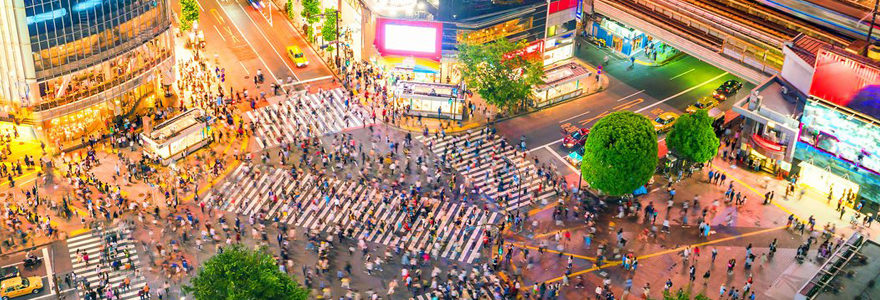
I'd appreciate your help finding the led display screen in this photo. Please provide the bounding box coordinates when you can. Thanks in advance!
[384,24,438,54]
[375,18,442,60]
[809,48,880,120]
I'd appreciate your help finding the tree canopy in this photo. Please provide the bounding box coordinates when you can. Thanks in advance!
[179,0,200,31]
[580,111,658,196]
[301,0,321,25]
[457,38,544,112]
[321,9,338,45]
[183,245,309,300]
[666,109,720,163]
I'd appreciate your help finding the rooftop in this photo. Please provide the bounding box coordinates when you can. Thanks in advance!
[147,109,208,144]
[396,81,464,99]
[789,34,830,66]
[798,233,880,299]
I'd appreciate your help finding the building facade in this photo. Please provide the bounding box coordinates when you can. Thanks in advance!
[0,0,175,147]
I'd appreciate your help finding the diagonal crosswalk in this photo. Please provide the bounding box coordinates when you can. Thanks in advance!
[414,130,557,211]
[203,164,500,264]
[66,227,147,300]
[245,88,372,149]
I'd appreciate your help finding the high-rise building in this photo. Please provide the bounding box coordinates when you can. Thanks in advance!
[0,0,175,148]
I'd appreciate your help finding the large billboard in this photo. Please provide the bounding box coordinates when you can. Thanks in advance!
[375,18,442,60]
[809,48,880,120]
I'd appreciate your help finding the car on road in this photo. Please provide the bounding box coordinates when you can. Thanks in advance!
[247,0,266,9]
[651,112,679,132]
[562,128,590,149]
[685,97,719,114]
[1,276,43,299]
[713,80,743,101]
[286,46,309,68]
[565,148,584,167]
[0,267,18,282]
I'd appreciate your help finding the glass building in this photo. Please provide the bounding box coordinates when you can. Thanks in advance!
[0,0,174,148]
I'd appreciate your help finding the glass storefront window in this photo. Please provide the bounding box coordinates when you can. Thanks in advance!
[799,101,880,173]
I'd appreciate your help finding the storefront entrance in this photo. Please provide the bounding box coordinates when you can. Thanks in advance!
[798,162,860,206]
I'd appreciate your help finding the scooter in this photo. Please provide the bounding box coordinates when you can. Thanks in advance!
[23,256,43,269]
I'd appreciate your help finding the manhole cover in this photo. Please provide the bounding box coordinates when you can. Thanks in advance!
[138,193,145,197]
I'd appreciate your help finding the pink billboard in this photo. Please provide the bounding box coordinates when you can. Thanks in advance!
[375,18,443,60]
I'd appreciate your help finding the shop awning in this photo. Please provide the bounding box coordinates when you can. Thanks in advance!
[751,133,785,152]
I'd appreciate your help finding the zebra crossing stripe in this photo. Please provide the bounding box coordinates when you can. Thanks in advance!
[67,228,147,300]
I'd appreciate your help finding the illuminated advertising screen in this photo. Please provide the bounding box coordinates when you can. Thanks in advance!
[375,18,442,60]
[809,48,880,120]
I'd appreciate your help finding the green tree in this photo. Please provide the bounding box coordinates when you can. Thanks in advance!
[183,245,309,300]
[666,109,720,164]
[457,38,544,112]
[580,111,658,196]
[286,0,295,20]
[321,9,338,46]
[662,289,711,300]
[179,0,200,31]
[301,0,321,25]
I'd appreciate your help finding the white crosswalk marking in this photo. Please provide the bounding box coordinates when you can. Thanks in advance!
[245,88,372,149]
[66,228,147,300]
[413,279,498,300]
[205,164,500,263]
[414,131,557,211]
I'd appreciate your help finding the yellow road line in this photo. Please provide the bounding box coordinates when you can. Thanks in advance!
[182,135,249,203]
[713,168,799,220]
[509,242,596,261]
[528,203,556,216]
[540,225,785,284]
[532,224,589,239]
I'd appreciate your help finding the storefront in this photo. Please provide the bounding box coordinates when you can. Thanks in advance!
[589,16,645,57]
[796,161,860,203]
[141,108,213,165]
[532,62,590,107]
[543,34,575,66]
[393,81,466,120]
[378,56,441,83]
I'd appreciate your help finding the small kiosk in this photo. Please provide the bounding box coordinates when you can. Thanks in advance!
[394,81,466,120]
[141,108,213,165]
[532,62,591,107]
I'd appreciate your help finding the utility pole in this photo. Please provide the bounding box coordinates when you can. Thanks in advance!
[868,0,879,44]
[336,0,341,69]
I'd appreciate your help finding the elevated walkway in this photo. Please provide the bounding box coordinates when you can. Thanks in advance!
[594,0,772,84]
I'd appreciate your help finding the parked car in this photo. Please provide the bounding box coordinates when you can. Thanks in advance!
[713,80,743,101]
[685,97,719,114]
[0,276,43,299]
[562,128,590,149]
[651,112,679,132]
[247,0,266,9]
[0,267,19,282]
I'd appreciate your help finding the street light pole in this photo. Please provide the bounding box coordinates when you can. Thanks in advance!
[868,0,879,44]
[336,0,341,69]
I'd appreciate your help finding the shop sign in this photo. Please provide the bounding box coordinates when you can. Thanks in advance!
[503,40,545,61]
[600,18,637,39]
[576,0,583,20]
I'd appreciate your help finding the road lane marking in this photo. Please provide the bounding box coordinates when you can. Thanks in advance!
[635,72,729,113]
[613,98,643,111]
[616,89,645,102]
[670,68,695,80]
[527,140,562,153]
[543,145,580,175]
[579,110,609,126]
[210,8,224,24]
[239,61,250,74]
[540,225,786,284]
[213,25,226,41]
[43,248,54,291]
[509,242,596,261]
[558,111,591,123]
[235,2,299,82]
[194,0,205,11]
[212,1,279,82]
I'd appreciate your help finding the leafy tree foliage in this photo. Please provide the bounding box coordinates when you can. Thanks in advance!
[286,0,295,20]
[301,0,321,25]
[183,245,309,300]
[580,111,658,196]
[666,109,720,163]
[457,38,544,112]
[321,9,338,44]
[179,0,200,31]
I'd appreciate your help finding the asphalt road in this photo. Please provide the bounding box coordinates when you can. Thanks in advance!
[174,0,334,91]
[496,42,756,178]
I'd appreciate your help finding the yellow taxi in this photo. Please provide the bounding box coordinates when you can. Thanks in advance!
[685,97,718,114]
[1,276,43,299]
[286,46,309,68]
[651,112,679,132]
